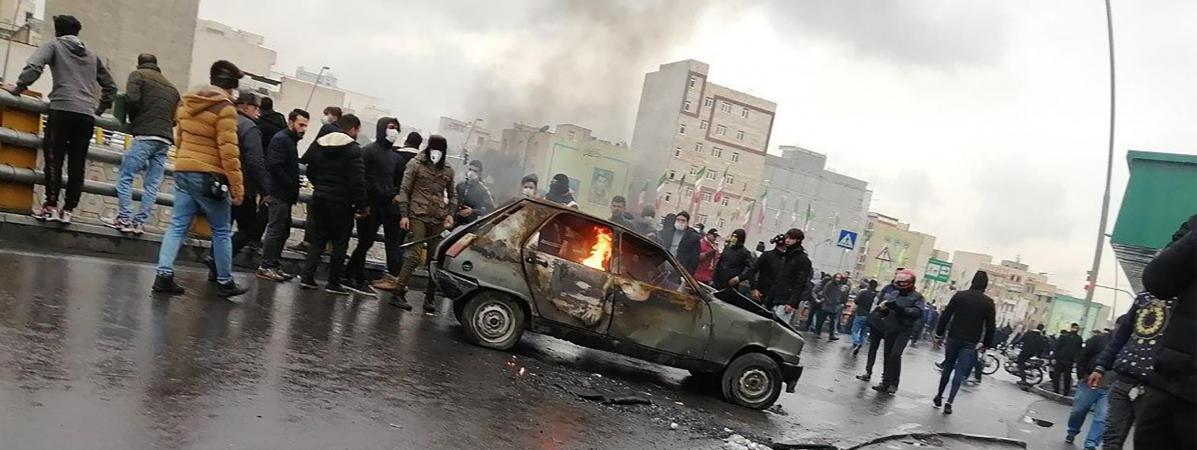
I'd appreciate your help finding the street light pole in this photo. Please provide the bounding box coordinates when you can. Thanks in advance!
[303,66,330,111]
[1080,0,1117,330]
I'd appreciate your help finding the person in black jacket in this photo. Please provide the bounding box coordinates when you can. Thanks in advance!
[1066,328,1112,449]
[298,115,368,295]
[1052,324,1084,395]
[712,229,752,290]
[931,271,996,414]
[657,211,701,274]
[866,269,926,394]
[342,117,405,296]
[455,159,496,226]
[203,92,271,281]
[373,132,423,297]
[256,109,309,281]
[762,229,812,325]
[256,97,285,150]
[731,234,785,302]
[1017,324,1049,382]
[851,279,879,353]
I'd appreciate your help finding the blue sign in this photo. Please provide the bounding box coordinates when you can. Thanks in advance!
[836,229,858,250]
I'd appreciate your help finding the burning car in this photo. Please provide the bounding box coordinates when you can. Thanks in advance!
[430,198,805,409]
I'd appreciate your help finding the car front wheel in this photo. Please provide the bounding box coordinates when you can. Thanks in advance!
[721,353,783,410]
[461,292,526,350]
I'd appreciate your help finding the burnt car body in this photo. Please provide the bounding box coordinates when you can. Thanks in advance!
[430,198,805,409]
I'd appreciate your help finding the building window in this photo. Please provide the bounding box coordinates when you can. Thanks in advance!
[684,187,694,198]
[696,214,708,225]
[736,130,745,141]
[720,103,732,113]
[731,151,740,162]
[689,75,697,88]
[741,107,749,118]
[716,125,727,135]
[689,166,698,175]
[704,97,713,108]
[669,170,677,179]
[673,146,681,157]
[724,174,735,184]
[678,123,686,135]
[683,100,692,111]
[705,170,716,181]
[665,193,672,202]
[712,146,723,158]
[694,142,704,152]
[718,218,726,228]
[701,192,712,202]
[720,197,729,206]
[700,120,708,130]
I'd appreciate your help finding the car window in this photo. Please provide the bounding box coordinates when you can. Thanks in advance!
[618,232,689,292]
[535,213,613,271]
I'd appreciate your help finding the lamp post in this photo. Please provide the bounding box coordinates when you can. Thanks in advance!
[1080,0,1117,330]
[303,66,330,111]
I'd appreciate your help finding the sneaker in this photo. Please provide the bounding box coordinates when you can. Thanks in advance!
[389,297,414,311]
[932,396,942,408]
[1064,435,1076,444]
[943,403,953,414]
[371,275,399,291]
[871,383,890,393]
[57,209,72,224]
[324,283,351,296]
[32,203,55,221]
[344,280,377,297]
[423,297,437,313]
[856,373,871,382]
[102,216,130,231]
[151,273,186,295]
[216,280,248,298]
[126,222,144,235]
[829,336,840,341]
[886,385,898,395]
[256,268,286,282]
[277,269,296,281]
[299,278,319,290]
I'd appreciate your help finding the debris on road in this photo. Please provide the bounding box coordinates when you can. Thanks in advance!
[670,422,679,430]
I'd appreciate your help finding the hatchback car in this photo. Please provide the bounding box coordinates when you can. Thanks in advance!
[430,198,805,409]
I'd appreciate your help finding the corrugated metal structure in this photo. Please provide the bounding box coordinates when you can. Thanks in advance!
[1110,150,1197,292]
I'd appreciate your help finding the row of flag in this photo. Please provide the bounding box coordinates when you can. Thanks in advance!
[636,167,827,233]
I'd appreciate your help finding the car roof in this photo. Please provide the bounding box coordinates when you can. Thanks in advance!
[514,196,638,234]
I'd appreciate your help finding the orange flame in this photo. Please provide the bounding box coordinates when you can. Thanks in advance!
[580,227,613,270]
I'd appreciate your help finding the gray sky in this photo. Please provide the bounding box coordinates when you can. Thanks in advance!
[192,0,1197,316]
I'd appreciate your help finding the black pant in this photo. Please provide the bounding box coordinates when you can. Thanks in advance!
[42,110,95,209]
[813,309,837,338]
[345,202,406,283]
[231,194,267,257]
[258,201,293,269]
[1133,385,1197,450]
[300,199,355,285]
[1052,360,1074,395]
[881,330,911,387]
[864,326,884,375]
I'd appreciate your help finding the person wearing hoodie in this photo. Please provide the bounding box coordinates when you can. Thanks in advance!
[869,269,925,394]
[455,159,496,226]
[104,53,179,235]
[255,108,309,282]
[256,97,285,150]
[343,117,405,296]
[373,132,423,297]
[297,114,368,295]
[150,60,246,297]
[763,229,813,325]
[5,15,117,224]
[732,234,785,302]
[393,135,457,313]
[544,173,577,207]
[815,273,848,341]
[713,229,752,290]
[931,271,996,414]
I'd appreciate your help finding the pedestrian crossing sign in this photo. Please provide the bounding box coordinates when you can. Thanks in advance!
[836,229,857,250]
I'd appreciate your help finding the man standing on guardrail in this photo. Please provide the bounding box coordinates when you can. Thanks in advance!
[256,108,309,282]
[4,14,117,224]
[103,53,179,235]
[151,60,246,298]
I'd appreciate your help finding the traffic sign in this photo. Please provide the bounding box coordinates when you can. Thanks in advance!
[875,246,893,262]
[926,258,952,283]
[836,229,858,250]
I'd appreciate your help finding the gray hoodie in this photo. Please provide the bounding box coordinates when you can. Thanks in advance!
[14,35,117,116]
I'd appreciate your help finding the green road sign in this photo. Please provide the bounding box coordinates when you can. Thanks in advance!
[925,258,952,283]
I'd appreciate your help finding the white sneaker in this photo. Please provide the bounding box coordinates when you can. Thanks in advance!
[32,204,55,221]
[128,223,144,235]
[57,209,72,224]
[48,208,62,222]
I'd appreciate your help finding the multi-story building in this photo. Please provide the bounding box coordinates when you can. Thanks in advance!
[758,146,871,276]
[188,19,276,88]
[630,60,775,237]
[856,213,936,282]
[45,0,200,87]
[438,117,501,158]
[500,123,635,218]
[950,250,1062,329]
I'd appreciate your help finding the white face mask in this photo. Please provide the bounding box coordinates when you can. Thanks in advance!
[430,149,443,164]
[322,116,334,125]
[522,187,535,196]
[385,128,400,143]
[674,221,687,231]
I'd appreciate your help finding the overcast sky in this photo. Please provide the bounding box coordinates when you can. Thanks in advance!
[190,0,1197,316]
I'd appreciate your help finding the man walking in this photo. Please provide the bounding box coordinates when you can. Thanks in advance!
[931,271,996,414]
[455,159,496,226]
[657,211,701,275]
[1053,323,1084,396]
[1066,328,1111,450]
[103,53,179,234]
[607,195,635,229]
[392,135,457,312]
[763,229,812,326]
[255,109,309,282]
[6,15,117,224]
[297,115,368,295]
[814,273,847,340]
[343,117,404,296]
[851,280,878,353]
[871,269,925,394]
[150,60,246,297]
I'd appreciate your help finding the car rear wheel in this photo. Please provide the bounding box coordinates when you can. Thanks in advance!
[721,353,783,410]
[461,292,526,350]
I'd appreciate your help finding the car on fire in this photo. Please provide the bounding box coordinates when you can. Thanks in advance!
[430,197,805,409]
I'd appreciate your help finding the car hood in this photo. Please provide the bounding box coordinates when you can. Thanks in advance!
[709,288,798,333]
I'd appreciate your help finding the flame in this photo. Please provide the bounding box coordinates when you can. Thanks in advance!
[580,227,613,270]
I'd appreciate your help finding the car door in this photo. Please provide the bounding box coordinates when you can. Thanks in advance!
[521,212,615,333]
[606,231,713,359]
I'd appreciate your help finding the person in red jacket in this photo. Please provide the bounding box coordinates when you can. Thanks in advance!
[693,228,720,284]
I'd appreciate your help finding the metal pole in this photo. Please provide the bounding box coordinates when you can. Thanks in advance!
[303,66,329,111]
[1081,0,1117,330]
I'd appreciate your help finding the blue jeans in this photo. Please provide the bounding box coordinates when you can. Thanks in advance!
[935,338,978,403]
[1068,382,1108,448]
[850,316,869,346]
[115,138,170,224]
[156,172,233,283]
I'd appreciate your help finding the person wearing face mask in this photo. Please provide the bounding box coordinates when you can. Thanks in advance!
[545,173,578,208]
[393,135,457,313]
[455,159,495,226]
[256,108,310,282]
[297,114,368,295]
[656,211,702,274]
[867,269,926,395]
[317,106,343,136]
[370,131,423,295]
[520,174,539,199]
[714,229,752,290]
[342,117,404,296]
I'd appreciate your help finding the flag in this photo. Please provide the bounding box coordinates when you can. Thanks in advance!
[655,173,669,194]
[740,200,754,228]
[636,180,651,208]
[804,202,814,229]
[691,166,709,203]
[712,169,727,203]
[773,207,782,226]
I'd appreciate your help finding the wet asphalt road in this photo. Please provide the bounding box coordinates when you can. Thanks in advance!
[0,248,1081,449]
